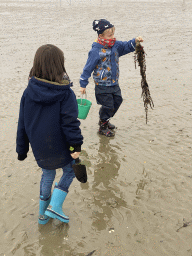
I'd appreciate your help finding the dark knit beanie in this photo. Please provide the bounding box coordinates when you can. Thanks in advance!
[92,19,114,35]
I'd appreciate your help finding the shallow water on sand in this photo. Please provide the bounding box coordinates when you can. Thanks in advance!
[0,0,192,255]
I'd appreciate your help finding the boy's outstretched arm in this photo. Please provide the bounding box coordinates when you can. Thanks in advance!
[116,36,144,57]
[80,50,99,93]
[116,38,136,57]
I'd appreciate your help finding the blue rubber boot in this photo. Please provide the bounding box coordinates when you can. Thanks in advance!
[45,184,69,223]
[38,196,51,225]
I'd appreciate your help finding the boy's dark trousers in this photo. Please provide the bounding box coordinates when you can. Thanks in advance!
[95,84,123,121]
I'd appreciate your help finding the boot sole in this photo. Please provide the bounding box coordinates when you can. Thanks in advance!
[38,217,50,225]
[45,209,69,223]
[98,130,115,137]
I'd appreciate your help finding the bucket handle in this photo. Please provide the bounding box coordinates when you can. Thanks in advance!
[80,92,87,105]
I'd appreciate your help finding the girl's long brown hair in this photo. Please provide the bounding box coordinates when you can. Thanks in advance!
[29,44,66,83]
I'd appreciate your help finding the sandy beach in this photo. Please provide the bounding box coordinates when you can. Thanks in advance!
[0,0,192,255]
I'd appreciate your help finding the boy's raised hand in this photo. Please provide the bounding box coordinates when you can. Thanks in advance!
[80,87,86,94]
[135,36,144,43]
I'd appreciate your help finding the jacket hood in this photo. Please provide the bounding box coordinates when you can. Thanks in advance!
[92,42,104,49]
[26,77,72,104]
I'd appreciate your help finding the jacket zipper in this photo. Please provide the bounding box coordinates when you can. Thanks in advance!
[100,70,105,80]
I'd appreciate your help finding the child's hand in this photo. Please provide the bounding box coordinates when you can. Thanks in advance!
[80,87,86,94]
[135,36,144,43]
[71,152,81,159]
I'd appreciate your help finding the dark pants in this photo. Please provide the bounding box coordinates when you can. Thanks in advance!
[95,84,123,121]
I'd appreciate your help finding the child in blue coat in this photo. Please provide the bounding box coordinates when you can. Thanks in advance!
[16,44,83,224]
[80,19,143,137]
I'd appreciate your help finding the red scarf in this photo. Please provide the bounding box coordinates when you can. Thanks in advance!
[97,37,116,48]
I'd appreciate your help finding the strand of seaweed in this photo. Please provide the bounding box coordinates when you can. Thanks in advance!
[134,41,154,124]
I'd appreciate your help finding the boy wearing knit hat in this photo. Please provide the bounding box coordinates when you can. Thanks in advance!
[80,19,143,137]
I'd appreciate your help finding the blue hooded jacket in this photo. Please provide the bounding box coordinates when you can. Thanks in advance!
[80,38,136,88]
[16,77,83,170]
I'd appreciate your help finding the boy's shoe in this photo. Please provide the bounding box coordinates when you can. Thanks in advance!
[108,122,115,129]
[99,120,115,137]
[45,185,69,223]
[98,120,116,130]
[38,196,51,225]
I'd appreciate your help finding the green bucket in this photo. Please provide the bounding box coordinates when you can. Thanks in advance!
[77,97,92,120]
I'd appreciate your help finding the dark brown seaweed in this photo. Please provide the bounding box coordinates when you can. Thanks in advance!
[134,41,154,124]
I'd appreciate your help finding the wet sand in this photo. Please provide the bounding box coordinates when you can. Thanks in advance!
[0,0,192,255]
